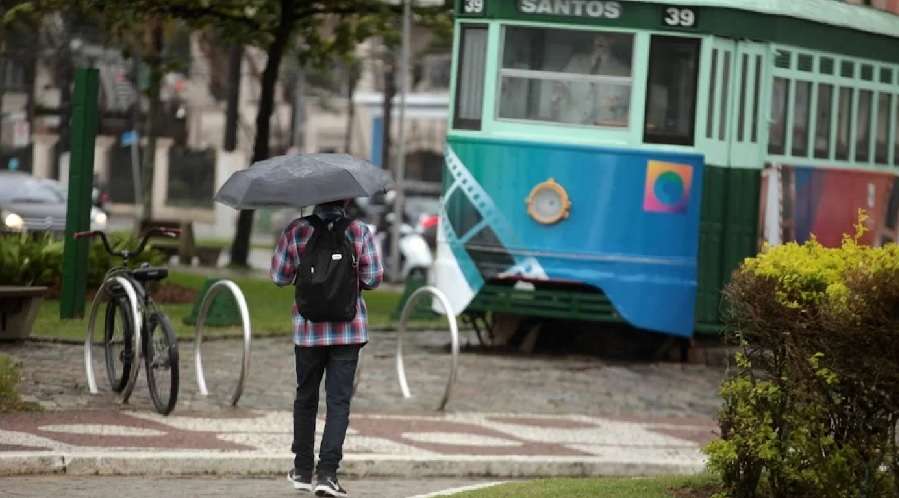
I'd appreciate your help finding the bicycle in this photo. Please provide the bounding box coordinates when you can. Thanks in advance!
[76,228,181,415]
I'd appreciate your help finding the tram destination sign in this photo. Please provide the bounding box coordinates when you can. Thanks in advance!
[518,0,623,19]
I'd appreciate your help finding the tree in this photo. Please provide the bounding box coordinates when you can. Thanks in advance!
[122,0,450,268]
[104,1,407,267]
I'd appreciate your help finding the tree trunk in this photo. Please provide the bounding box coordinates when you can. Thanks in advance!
[223,45,242,152]
[344,62,360,153]
[229,0,295,267]
[140,22,164,225]
[380,58,395,169]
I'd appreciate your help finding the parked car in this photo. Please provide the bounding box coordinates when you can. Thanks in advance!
[0,171,107,233]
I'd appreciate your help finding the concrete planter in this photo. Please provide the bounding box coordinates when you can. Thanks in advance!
[0,286,47,340]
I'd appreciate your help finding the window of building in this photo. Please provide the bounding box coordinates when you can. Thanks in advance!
[497,26,634,127]
[643,36,700,145]
[453,24,488,130]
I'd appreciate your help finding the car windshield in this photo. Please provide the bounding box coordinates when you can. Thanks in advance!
[0,176,65,204]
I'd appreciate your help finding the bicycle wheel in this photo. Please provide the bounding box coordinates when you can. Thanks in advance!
[103,295,134,393]
[145,312,179,415]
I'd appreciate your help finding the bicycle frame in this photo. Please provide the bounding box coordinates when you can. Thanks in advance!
[78,228,180,407]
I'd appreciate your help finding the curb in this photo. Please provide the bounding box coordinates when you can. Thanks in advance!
[0,452,706,478]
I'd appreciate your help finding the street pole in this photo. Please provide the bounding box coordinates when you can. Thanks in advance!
[389,0,411,282]
[60,68,99,319]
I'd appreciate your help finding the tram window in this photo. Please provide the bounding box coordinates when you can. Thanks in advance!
[814,84,833,159]
[774,50,791,69]
[895,98,899,166]
[737,54,749,142]
[792,81,812,157]
[751,55,762,143]
[875,93,891,165]
[861,65,874,81]
[841,61,854,78]
[497,26,634,127]
[819,57,834,75]
[768,78,789,155]
[798,54,813,72]
[719,52,731,140]
[855,90,873,163]
[453,25,488,131]
[880,67,893,84]
[835,87,854,161]
[643,36,700,146]
[705,50,718,139]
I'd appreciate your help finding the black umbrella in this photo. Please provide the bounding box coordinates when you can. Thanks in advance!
[214,153,393,209]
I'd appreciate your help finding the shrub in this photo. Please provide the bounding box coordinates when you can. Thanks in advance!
[705,213,899,498]
[0,232,163,288]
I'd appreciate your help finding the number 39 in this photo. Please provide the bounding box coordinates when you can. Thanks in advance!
[464,0,483,13]
[664,7,695,27]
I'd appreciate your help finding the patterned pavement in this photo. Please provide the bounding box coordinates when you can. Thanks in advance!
[0,408,715,477]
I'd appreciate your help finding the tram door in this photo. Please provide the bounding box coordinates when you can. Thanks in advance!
[694,37,769,328]
[728,42,769,168]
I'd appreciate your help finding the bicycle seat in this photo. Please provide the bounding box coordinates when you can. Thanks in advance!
[131,267,168,282]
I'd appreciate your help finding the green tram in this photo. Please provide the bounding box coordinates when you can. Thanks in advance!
[434,0,899,341]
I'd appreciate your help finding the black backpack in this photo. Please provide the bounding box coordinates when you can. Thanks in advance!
[294,215,358,322]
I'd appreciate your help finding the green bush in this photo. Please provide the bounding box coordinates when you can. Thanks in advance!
[0,232,164,288]
[0,233,63,286]
[705,214,899,498]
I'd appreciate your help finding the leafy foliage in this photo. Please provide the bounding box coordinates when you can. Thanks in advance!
[0,233,162,288]
[0,233,63,286]
[705,212,899,498]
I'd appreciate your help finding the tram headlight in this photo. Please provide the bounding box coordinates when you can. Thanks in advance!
[526,179,571,225]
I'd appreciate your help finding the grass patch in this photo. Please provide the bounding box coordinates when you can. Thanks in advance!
[452,475,720,498]
[32,271,443,342]
[0,353,41,412]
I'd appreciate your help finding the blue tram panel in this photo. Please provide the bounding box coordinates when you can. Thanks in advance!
[437,137,704,337]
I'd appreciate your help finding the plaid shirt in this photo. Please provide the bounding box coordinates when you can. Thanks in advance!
[271,206,383,347]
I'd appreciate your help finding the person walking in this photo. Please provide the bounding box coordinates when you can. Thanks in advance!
[271,198,383,497]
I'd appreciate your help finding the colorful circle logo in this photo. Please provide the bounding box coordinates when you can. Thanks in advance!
[654,171,686,206]
[643,161,693,214]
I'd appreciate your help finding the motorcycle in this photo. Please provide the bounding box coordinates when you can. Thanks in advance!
[373,211,433,282]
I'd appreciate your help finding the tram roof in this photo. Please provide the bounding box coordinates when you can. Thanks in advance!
[626,0,899,39]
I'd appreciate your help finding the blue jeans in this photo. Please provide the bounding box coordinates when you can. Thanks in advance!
[292,344,362,476]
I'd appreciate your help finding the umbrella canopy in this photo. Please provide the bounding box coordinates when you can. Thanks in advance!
[214,153,393,210]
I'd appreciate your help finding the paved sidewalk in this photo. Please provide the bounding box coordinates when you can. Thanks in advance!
[0,408,714,478]
[1,329,724,481]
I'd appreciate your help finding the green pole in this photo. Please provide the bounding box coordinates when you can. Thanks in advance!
[60,68,100,319]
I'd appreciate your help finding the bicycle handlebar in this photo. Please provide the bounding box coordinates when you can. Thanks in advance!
[74,227,181,260]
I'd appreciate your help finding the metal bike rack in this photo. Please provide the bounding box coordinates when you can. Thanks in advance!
[395,286,459,411]
[194,279,252,407]
[84,276,142,401]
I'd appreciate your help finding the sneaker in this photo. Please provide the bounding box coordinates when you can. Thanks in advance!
[314,475,348,497]
[287,469,313,492]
